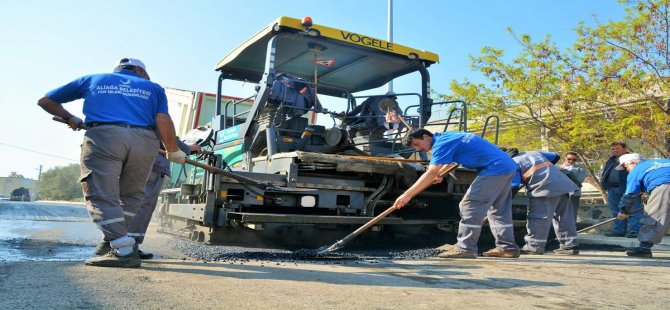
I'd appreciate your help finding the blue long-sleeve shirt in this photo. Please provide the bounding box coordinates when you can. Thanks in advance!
[618,159,670,213]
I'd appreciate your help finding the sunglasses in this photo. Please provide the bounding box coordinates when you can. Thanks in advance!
[566,157,577,161]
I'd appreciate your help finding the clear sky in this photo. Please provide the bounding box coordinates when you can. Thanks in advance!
[0,0,625,180]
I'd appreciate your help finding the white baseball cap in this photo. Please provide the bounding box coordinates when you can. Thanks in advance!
[117,58,146,71]
[616,153,643,170]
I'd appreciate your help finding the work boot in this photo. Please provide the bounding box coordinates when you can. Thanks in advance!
[482,248,520,258]
[520,246,543,255]
[434,243,454,251]
[134,245,154,259]
[625,247,652,258]
[437,247,477,259]
[85,248,141,268]
[94,241,112,256]
[553,247,580,255]
[625,232,638,238]
[604,231,625,237]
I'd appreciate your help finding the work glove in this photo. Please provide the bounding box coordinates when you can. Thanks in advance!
[65,115,84,131]
[167,150,187,164]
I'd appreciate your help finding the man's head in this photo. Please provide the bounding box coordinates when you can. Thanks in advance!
[403,128,433,152]
[385,91,397,100]
[564,151,578,166]
[616,153,643,172]
[610,141,627,157]
[115,58,150,80]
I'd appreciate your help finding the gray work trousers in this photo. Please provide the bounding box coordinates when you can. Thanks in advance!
[128,170,165,244]
[524,193,578,252]
[638,184,670,245]
[570,194,580,222]
[79,126,159,241]
[456,172,519,253]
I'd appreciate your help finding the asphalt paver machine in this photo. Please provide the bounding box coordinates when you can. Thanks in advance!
[158,17,508,247]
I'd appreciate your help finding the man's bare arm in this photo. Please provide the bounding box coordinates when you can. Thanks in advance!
[155,113,179,152]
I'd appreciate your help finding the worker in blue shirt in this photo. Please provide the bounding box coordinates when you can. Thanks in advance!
[393,128,520,258]
[38,58,186,268]
[616,154,670,258]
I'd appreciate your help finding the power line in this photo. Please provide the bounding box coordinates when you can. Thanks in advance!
[0,142,78,162]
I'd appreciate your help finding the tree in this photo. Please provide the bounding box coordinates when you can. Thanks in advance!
[444,0,670,197]
[38,164,82,201]
[574,0,670,157]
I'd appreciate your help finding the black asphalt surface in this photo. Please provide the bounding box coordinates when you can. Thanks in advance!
[0,201,626,264]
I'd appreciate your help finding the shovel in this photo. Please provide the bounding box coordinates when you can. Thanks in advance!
[51,116,311,193]
[575,206,644,234]
[315,163,460,255]
[157,150,314,192]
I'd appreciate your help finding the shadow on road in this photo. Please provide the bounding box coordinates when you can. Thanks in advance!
[143,259,562,289]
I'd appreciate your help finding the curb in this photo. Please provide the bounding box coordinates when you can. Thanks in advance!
[578,234,670,251]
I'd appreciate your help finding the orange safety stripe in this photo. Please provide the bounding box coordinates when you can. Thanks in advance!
[522,161,553,180]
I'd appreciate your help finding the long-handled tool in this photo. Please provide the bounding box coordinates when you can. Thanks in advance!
[315,163,459,255]
[51,116,311,193]
[576,207,644,234]
[378,98,411,129]
[156,150,313,192]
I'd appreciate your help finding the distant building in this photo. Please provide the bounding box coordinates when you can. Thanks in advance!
[0,172,37,201]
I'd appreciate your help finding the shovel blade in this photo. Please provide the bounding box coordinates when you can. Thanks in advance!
[315,246,332,255]
[316,241,342,255]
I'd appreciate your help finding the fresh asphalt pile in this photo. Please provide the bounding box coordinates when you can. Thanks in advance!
[167,236,631,264]
[169,238,444,263]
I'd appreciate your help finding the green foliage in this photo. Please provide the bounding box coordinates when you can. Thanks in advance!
[569,0,670,156]
[38,164,82,201]
[438,0,670,194]
[445,0,670,161]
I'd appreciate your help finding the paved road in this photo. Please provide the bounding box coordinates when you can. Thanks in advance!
[0,201,98,262]
[2,201,670,309]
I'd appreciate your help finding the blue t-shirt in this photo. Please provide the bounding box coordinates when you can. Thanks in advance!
[45,69,169,126]
[429,132,517,176]
[624,159,670,195]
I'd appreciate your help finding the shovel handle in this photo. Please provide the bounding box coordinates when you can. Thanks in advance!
[437,163,459,178]
[52,116,88,130]
[395,113,411,129]
[575,207,644,234]
[158,150,265,187]
[52,116,269,188]
[337,163,460,245]
[337,204,398,245]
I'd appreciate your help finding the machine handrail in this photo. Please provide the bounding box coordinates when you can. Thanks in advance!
[404,100,468,132]
[481,115,500,145]
[223,94,256,128]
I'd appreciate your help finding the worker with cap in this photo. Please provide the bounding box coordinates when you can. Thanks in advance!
[615,153,670,258]
[601,142,642,237]
[38,58,185,268]
[509,150,580,255]
[393,128,520,258]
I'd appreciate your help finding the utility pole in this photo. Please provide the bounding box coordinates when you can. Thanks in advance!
[35,165,42,201]
[386,0,394,93]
